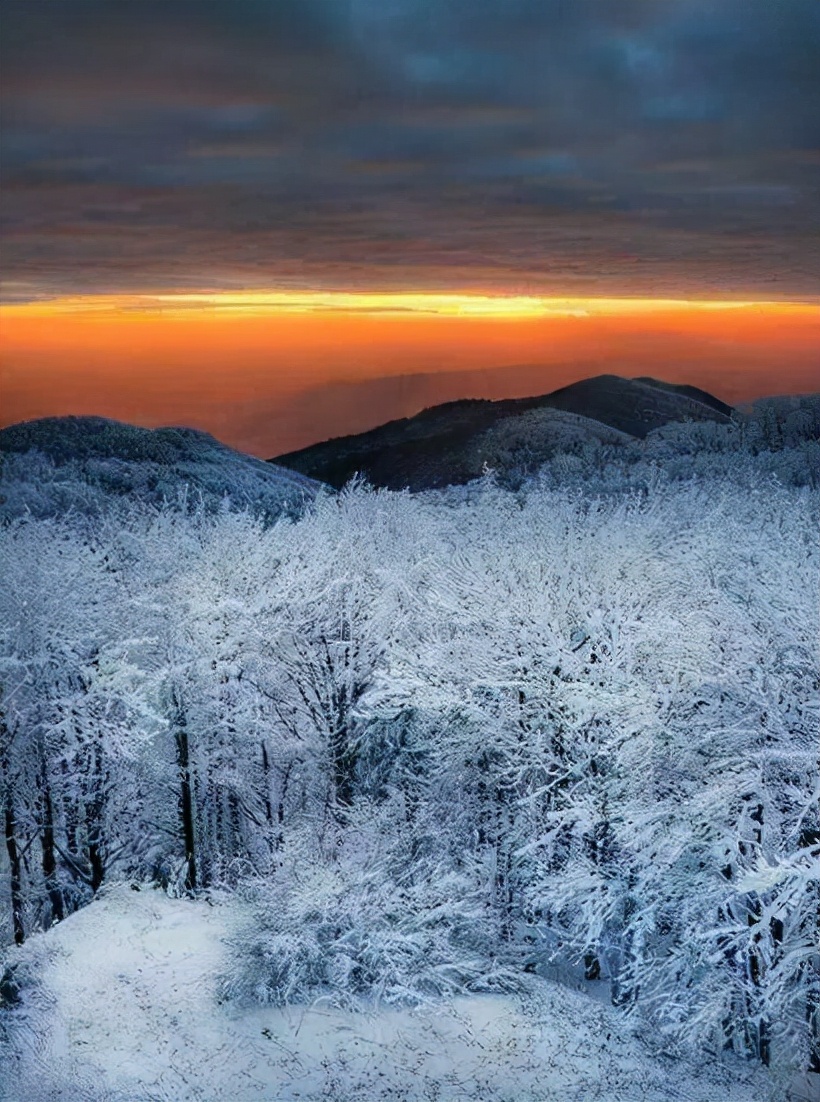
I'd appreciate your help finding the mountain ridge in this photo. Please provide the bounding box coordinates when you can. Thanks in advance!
[270,374,735,491]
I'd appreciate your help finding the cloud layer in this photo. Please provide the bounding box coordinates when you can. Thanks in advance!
[2,0,819,299]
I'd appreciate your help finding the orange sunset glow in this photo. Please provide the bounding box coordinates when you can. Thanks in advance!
[2,294,818,456]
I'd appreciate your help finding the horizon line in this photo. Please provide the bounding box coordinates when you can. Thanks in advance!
[2,290,819,320]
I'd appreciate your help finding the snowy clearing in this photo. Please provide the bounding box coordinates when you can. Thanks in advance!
[0,884,785,1102]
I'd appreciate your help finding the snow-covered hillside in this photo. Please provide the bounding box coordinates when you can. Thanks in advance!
[0,416,322,521]
[0,884,778,1102]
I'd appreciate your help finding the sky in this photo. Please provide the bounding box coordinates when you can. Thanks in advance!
[1,0,818,454]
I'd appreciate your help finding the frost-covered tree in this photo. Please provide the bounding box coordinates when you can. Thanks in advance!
[0,517,154,937]
[2,438,817,1083]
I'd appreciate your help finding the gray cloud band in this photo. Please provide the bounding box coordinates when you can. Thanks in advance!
[1,0,818,298]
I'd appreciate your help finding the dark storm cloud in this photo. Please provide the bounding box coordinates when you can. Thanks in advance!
[1,0,818,298]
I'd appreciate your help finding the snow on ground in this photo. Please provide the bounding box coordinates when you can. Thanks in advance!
[0,885,783,1102]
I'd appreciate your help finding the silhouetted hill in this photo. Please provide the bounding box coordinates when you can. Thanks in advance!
[529,375,733,437]
[272,375,733,490]
[633,378,734,418]
[0,416,322,519]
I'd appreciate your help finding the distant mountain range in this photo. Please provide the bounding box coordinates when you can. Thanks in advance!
[4,377,816,512]
[270,374,734,491]
[0,416,321,519]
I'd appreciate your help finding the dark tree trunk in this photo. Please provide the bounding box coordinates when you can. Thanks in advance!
[330,716,357,814]
[211,757,222,872]
[87,839,105,893]
[584,953,601,981]
[611,890,640,1008]
[39,763,64,924]
[746,801,768,1064]
[86,742,107,893]
[196,763,212,889]
[61,758,80,855]
[582,803,611,989]
[276,761,292,851]
[801,818,820,1070]
[319,628,363,820]
[808,984,820,1073]
[4,788,25,945]
[228,789,242,865]
[260,741,273,826]
[175,724,198,894]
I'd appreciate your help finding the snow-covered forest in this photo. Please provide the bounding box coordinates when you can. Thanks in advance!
[1,411,819,1096]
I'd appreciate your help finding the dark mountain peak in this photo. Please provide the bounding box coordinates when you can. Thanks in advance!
[633,377,735,418]
[520,374,733,437]
[271,374,733,491]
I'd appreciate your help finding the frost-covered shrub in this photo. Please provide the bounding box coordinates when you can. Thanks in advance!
[222,809,521,1008]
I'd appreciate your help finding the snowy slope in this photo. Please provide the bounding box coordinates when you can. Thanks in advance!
[0,416,323,521]
[0,884,781,1102]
